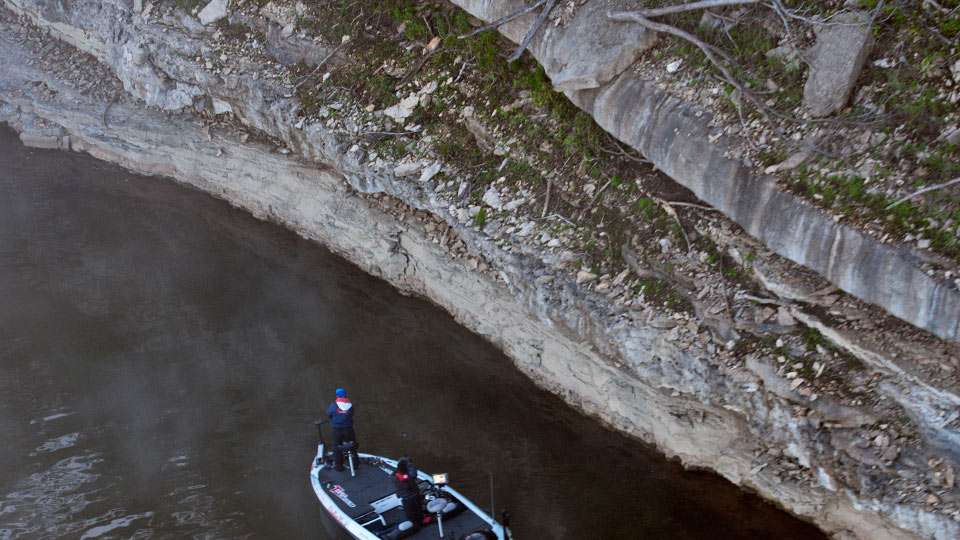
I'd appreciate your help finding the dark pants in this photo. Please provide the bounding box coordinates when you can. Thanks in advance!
[332,426,358,471]
[401,494,423,524]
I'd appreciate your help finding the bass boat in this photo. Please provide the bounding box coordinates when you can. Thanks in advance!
[310,422,513,540]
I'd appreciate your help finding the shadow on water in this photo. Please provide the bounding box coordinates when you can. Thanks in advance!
[0,126,825,539]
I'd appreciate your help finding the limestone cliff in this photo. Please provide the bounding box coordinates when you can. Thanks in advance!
[1,1,959,538]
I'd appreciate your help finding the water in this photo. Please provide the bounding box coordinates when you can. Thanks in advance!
[0,126,824,539]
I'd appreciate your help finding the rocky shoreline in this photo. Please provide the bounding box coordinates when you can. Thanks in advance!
[1,1,959,538]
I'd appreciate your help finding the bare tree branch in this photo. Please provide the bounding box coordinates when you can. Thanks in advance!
[633,0,760,18]
[599,133,651,164]
[541,177,552,218]
[665,201,719,211]
[396,45,441,89]
[588,176,616,208]
[922,0,950,14]
[767,0,885,27]
[360,131,417,142]
[608,10,773,125]
[886,177,960,210]
[459,0,546,39]
[655,198,691,252]
[509,0,558,62]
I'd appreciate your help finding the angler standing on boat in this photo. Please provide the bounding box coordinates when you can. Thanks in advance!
[326,388,358,471]
[394,457,427,527]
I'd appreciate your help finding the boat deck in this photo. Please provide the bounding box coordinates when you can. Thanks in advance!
[316,457,493,539]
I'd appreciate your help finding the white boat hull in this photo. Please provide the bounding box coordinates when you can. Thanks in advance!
[309,444,508,540]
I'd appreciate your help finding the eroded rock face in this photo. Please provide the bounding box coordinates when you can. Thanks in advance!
[802,11,874,118]
[1,2,959,539]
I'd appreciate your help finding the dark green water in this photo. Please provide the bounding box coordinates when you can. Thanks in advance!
[0,126,824,539]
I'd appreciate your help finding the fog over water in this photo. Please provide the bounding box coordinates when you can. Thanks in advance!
[0,126,824,539]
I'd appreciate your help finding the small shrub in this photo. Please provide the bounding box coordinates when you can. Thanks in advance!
[473,207,487,228]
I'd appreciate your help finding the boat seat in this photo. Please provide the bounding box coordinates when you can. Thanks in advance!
[425,497,457,514]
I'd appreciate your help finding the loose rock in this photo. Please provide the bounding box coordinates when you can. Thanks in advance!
[198,0,229,25]
[576,270,598,284]
[802,11,874,117]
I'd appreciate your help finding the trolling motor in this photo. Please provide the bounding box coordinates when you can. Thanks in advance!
[313,420,328,470]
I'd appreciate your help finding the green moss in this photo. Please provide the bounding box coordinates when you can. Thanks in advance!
[435,125,491,170]
[757,148,787,167]
[469,31,503,72]
[504,160,539,184]
[940,17,960,36]
[473,207,488,228]
[787,163,960,259]
[363,73,399,106]
[392,5,431,41]
[924,143,960,182]
[518,65,568,111]
[635,277,691,312]
[898,87,951,138]
[801,327,827,352]
[296,85,322,116]
[372,136,408,160]
[636,197,659,220]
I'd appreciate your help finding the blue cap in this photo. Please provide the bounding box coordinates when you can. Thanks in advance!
[335,388,346,397]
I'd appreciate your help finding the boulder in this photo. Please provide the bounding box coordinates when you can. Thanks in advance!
[802,11,874,117]
[536,1,658,92]
[393,161,422,178]
[198,0,229,26]
[482,187,503,210]
[418,162,442,183]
